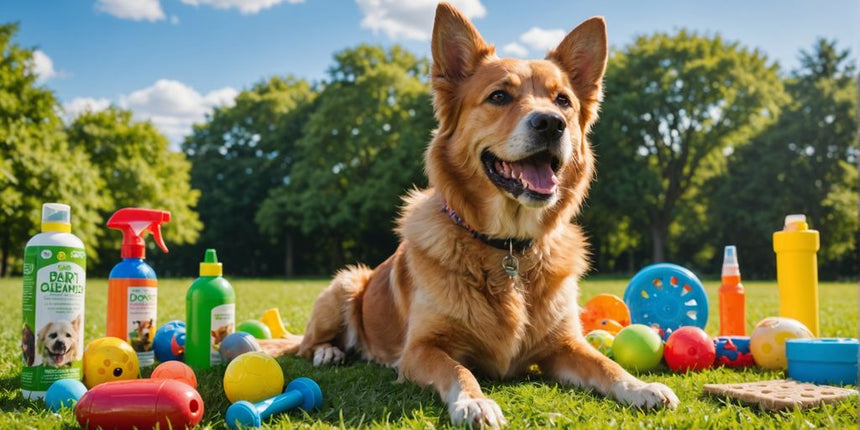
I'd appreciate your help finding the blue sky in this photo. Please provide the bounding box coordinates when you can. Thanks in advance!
[3,0,858,144]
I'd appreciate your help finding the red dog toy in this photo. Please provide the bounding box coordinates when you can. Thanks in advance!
[664,326,716,372]
[76,379,203,429]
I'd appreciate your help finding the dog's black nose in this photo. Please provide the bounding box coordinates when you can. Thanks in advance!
[528,112,565,141]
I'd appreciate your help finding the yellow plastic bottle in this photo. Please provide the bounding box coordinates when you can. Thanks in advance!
[772,214,819,336]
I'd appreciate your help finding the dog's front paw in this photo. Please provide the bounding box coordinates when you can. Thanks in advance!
[449,396,507,429]
[311,343,344,366]
[611,380,679,409]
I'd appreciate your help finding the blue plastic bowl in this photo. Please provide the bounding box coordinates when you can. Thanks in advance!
[786,338,858,385]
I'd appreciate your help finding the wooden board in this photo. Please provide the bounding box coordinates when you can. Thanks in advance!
[703,379,857,410]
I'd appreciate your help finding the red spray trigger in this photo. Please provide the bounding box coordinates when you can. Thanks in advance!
[107,208,171,259]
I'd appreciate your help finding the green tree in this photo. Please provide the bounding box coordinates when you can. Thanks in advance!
[66,107,202,272]
[586,30,787,264]
[181,76,315,276]
[708,40,858,278]
[259,45,434,272]
[0,23,106,276]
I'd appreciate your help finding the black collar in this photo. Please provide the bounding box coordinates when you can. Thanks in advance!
[441,202,534,253]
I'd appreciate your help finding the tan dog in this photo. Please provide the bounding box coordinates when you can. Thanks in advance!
[211,323,233,348]
[264,3,679,427]
[131,318,154,351]
[37,314,81,368]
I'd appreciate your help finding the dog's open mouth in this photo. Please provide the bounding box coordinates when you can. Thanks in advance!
[481,150,561,200]
[48,351,67,365]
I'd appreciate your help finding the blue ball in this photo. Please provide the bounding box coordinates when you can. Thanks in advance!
[45,379,87,412]
[219,332,262,364]
[153,320,186,362]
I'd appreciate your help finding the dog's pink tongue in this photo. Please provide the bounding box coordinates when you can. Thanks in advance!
[52,354,64,364]
[519,161,558,194]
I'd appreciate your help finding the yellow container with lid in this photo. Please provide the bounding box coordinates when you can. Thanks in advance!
[773,214,820,336]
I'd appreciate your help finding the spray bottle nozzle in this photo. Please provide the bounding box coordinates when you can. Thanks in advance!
[721,245,741,278]
[107,208,172,259]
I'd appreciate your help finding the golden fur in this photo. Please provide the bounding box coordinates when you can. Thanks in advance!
[263,3,678,427]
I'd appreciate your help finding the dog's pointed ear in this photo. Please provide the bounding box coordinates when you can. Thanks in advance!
[431,3,495,135]
[72,315,81,332]
[432,2,493,82]
[547,17,608,127]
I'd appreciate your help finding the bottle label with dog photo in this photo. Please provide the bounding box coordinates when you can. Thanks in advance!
[209,303,235,366]
[127,285,157,366]
[21,245,86,396]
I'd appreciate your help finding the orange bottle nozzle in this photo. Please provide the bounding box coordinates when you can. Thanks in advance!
[107,208,171,258]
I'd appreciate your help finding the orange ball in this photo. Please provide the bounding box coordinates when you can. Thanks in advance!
[596,318,625,336]
[151,361,197,389]
[581,294,631,334]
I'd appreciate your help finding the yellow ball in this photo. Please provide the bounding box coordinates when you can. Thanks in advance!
[83,337,139,388]
[585,329,615,358]
[223,351,284,403]
[750,317,813,370]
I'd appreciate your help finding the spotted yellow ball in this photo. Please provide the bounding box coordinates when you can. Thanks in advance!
[750,317,813,370]
[82,337,139,388]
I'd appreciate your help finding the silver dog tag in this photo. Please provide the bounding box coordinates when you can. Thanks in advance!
[502,254,519,277]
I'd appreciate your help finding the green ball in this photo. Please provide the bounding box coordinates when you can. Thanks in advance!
[612,324,664,372]
[236,319,272,339]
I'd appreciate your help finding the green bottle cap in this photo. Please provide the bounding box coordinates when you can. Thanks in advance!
[199,249,223,276]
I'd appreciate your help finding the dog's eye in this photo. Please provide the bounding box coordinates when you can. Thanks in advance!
[49,333,57,339]
[66,333,72,338]
[555,94,571,108]
[487,90,511,105]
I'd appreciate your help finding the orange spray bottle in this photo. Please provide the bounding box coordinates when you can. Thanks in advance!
[719,245,746,336]
[106,208,171,367]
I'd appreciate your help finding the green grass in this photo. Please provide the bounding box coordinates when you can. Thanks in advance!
[0,276,856,429]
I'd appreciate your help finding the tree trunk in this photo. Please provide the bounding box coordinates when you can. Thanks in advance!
[650,222,667,262]
[0,230,9,277]
[284,231,294,278]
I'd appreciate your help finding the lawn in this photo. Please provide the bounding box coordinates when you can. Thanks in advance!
[0,276,856,429]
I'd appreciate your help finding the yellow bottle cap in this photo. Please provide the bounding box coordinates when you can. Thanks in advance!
[199,249,223,276]
[41,203,72,233]
[783,214,809,231]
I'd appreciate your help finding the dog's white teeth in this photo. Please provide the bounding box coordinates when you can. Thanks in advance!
[502,162,512,178]
[511,164,522,180]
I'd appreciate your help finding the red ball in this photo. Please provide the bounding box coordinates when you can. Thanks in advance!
[151,361,198,389]
[664,326,715,372]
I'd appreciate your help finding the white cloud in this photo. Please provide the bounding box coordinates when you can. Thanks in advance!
[357,0,487,41]
[32,50,57,82]
[63,81,237,145]
[118,79,238,144]
[501,42,528,57]
[63,97,111,121]
[95,0,165,21]
[180,0,303,14]
[519,27,566,52]
[170,15,180,25]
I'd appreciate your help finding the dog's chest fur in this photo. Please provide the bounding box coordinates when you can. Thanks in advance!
[395,190,587,378]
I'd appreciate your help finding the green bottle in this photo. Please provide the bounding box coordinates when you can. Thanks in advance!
[185,249,235,369]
